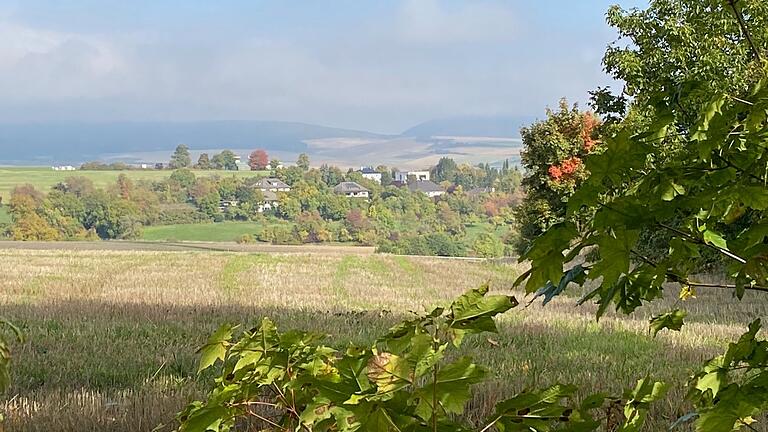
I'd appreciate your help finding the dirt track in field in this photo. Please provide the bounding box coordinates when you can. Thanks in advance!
[0,240,377,254]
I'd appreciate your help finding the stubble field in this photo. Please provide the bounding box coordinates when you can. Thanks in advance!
[0,247,765,431]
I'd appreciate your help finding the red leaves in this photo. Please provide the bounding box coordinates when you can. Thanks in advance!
[581,112,600,153]
[548,157,582,182]
[548,165,563,181]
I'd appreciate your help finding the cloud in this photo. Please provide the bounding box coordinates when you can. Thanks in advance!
[0,21,125,101]
[395,0,517,44]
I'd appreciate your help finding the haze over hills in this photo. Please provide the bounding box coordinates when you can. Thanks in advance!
[0,116,526,168]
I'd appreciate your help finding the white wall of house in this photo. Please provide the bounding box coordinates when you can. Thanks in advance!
[361,172,382,183]
[394,170,430,182]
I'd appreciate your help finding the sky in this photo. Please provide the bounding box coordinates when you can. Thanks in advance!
[0,0,648,134]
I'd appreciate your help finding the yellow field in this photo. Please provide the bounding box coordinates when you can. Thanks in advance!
[0,247,763,431]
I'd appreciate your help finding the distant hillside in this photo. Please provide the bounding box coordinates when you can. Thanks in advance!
[402,115,536,139]
[0,121,388,164]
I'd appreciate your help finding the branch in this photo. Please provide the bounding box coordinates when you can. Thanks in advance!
[726,0,762,61]
[657,222,747,264]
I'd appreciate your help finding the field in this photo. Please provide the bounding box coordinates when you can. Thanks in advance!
[0,167,268,201]
[1,246,765,431]
[141,221,280,242]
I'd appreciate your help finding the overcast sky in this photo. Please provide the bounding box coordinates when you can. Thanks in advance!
[0,0,648,134]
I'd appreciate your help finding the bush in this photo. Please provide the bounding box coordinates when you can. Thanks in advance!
[236,234,255,244]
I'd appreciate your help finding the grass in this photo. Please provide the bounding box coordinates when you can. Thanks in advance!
[0,167,268,201]
[0,206,10,224]
[0,248,766,431]
[140,221,274,242]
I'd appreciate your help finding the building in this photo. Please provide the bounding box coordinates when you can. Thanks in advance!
[257,190,280,213]
[52,165,76,171]
[358,167,382,184]
[333,181,370,198]
[394,170,430,183]
[233,155,250,171]
[408,180,445,198]
[254,178,291,192]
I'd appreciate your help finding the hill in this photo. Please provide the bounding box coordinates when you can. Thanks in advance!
[0,121,388,165]
[402,115,536,139]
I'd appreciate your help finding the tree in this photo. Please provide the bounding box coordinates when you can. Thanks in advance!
[269,158,282,170]
[517,3,768,429]
[515,100,599,252]
[432,157,459,183]
[169,144,192,169]
[296,153,310,171]
[212,150,237,170]
[196,153,211,170]
[169,168,197,190]
[248,149,269,171]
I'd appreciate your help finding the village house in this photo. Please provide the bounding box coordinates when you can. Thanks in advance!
[333,181,370,198]
[254,178,291,192]
[394,170,430,183]
[52,165,76,171]
[258,190,280,213]
[408,180,445,198]
[358,167,382,184]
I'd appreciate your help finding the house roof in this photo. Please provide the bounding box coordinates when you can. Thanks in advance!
[408,180,444,193]
[255,178,290,190]
[359,167,379,174]
[333,181,369,194]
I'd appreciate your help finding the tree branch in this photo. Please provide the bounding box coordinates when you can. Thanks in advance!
[726,0,762,61]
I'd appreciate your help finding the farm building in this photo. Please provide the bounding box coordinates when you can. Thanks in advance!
[333,181,370,198]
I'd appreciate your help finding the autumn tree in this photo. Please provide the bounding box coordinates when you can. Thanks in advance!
[169,144,192,169]
[515,100,600,251]
[248,149,269,171]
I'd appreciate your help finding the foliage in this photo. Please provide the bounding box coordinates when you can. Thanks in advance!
[170,144,193,169]
[516,1,768,429]
[178,285,659,432]
[197,153,212,170]
[212,151,238,171]
[297,153,311,171]
[516,100,600,252]
[249,150,270,171]
[0,319,22,424]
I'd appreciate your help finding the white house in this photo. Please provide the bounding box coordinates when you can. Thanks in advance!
[358,167,382,184]
[52,165,76,171]
[394,170,430,183]
[333,181,370,198]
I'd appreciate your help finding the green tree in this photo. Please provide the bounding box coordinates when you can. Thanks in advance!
[296,153,310,171]
[473,233,505,258]
[212,150,238,170]
[169,168,197,190]
[170,144,192,169]
[196,153,211,170]
[432,157,459,183]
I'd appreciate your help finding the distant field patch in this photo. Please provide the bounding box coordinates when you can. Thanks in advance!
[0,167,267,201]
[140,221,271,242]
